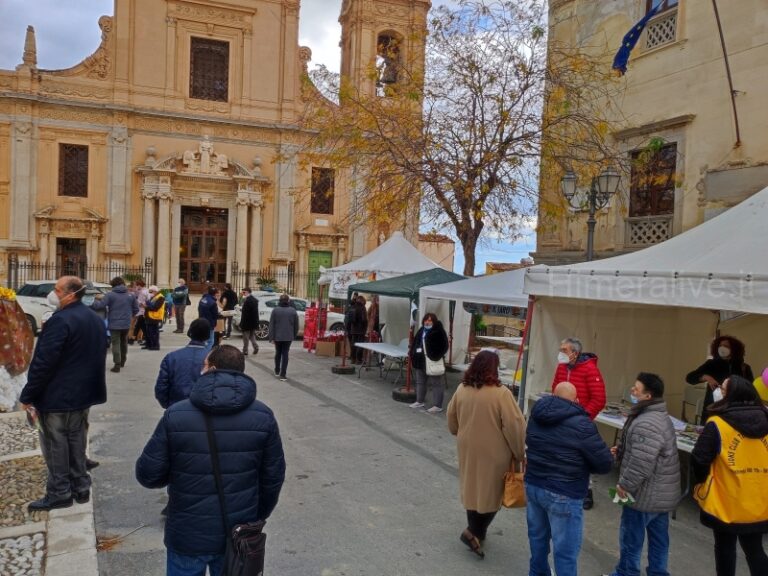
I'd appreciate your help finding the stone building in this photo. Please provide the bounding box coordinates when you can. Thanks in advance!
[535,0,768,264]
[0,0,431,293]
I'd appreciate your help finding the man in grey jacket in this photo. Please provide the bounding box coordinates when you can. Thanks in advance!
[267,294,298,381]
[92,277,139,373]
[605,372,680,576]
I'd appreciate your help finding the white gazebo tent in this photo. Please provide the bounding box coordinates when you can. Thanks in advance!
[522,186,768,414]
[419,269,528,362]
[419,269,529,365]
[318,231,439,298]
[318,232,442,348]
[420,268,529,308]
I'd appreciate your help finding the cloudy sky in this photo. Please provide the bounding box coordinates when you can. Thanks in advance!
[0,0,535,272]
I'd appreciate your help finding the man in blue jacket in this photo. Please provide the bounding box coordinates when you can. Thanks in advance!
[154,318,210,409]
[525,382,613,576]
[92,276,138,373]
[197,285,220,349]
[136,345,285,575]
[20,276,107,511]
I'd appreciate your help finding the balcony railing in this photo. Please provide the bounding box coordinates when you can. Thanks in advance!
[645,9,678,50]
[625,215,673,247]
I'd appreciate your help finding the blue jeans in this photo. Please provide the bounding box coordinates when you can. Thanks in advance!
[610,507,670,576]
[526,482,584,576]
[167,549,224,576]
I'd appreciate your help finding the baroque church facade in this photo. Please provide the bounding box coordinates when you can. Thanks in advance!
[0,0,431,292]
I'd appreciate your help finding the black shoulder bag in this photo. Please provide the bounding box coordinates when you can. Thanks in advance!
[204,413,267,576]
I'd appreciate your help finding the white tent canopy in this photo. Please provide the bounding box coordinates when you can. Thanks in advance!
[522,187,768,416]
[525,186,768,314]
[420,268,529,308]
[319,231,438,299]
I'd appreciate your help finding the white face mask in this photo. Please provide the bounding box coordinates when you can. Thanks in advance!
[718,346,731,359]
[712,387,724,403]
[47,291,60,309]
[629,394,639,405]
[557,352,571,364]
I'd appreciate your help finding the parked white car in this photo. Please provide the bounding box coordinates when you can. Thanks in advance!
[16,280,111,334]
[233,295,345,340]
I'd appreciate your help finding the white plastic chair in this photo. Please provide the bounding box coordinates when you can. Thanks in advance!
[682,383,707,424]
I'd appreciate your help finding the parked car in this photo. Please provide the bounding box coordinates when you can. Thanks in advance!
[233,295,345,340]
[16,280,111,334]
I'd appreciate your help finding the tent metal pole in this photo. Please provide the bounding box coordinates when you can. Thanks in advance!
[517,295,536,411]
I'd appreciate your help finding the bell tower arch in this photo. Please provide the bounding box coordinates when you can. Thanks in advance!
[339,0,431,98]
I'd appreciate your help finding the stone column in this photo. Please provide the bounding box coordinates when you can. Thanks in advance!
[38,221,50,263]
[297,234,308,298]
[226,207,237,282]
[9,121,35,249]
[141,180,157,266]
[155,179,173,288]
[235,192,250,275]
[106,127,131,253]
[337,236,347,266]
[164,17,177,98]
[273,145,298,259]
[249,196,263,272]
[88,222,101,267]
[170,201,182,285]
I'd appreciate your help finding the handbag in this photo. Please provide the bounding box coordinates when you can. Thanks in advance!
[502,458,526,509]
[423,338,445,376]
[205,414,267,576]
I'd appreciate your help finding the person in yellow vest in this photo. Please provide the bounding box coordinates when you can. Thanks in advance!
[692,375,768,576]
[142,286,166,351]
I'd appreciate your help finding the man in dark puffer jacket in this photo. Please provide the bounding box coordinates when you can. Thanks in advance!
[136,345,285,575]
[525,382,613,576]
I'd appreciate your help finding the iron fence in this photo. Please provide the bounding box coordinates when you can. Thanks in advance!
[6,254,154,290]
[229,265,329,301]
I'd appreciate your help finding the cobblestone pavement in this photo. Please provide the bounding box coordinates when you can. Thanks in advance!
[0,532,44,576]
[0,414,38,457]
[0,456,47,528]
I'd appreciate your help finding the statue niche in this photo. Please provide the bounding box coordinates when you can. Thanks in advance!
[181,135,228,176]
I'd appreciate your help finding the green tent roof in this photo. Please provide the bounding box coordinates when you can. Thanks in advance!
[348,268,466,302]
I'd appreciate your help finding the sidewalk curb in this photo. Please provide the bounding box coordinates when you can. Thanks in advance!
[44,493,99,576]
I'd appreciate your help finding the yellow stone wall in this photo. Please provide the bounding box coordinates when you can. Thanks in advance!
[0,0,431,289]
[536,0,768,264]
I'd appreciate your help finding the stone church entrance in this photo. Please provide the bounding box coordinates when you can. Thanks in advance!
[179,207,229,291]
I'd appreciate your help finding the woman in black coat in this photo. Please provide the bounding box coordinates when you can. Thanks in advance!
[686,335,753,419]
[408,313,449,414]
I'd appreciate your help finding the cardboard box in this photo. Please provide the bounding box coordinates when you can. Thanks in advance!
[315,340,340,357]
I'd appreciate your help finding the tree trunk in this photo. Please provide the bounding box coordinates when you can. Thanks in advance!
[461,235,479,277]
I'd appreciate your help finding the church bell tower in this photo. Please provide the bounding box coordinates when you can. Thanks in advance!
[339,0,431,98]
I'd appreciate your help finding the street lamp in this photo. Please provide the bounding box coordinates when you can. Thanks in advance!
[561,166,621,261]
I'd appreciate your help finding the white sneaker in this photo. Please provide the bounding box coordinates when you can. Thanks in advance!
[426,406,443,414]
[409,402,425,409]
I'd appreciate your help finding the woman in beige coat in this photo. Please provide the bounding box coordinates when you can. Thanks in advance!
[447,350,526,558]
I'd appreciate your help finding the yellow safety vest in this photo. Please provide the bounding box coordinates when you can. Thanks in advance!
[146,295,166,321]
[694,415,768,524]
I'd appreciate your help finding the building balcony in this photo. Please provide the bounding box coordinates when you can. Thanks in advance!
[625,215,673,247]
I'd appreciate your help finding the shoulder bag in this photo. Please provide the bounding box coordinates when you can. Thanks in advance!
[502,458,526,508]
[205,414,267,576]
[423,337,445,376]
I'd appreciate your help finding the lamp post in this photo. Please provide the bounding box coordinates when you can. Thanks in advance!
[560,166,621,261]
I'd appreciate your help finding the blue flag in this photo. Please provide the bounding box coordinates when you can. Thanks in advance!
[612,4,662,75]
